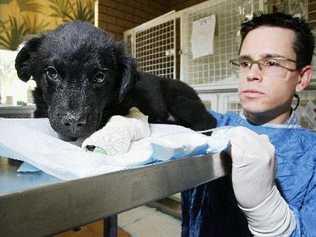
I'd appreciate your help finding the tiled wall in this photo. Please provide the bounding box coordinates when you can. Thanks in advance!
[98,0,167,39]
[98,0,205,39]
[309,0,316,27]
[168,0,205,11]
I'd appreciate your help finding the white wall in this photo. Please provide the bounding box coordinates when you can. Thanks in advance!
[0,49,32,105]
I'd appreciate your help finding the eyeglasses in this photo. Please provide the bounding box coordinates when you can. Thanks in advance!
[230,56,297,77]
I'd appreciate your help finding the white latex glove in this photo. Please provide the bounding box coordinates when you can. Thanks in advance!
[82,107,150,155]
[230,126,296,237]
[230,126,276,208]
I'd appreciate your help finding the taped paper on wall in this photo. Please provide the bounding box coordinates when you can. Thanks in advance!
[191,15,216,59]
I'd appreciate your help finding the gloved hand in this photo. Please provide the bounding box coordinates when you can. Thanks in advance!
[82,107,150,155]
[230,126,296,236]
[230,126,276,208]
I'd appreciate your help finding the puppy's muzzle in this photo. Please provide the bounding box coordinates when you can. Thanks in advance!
[60,112,87,136]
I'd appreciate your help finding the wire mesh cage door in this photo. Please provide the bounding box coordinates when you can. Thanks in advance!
[180,0,242,88]
[296,90,316,130]
[124,13,179,80]
[179,0,270,89]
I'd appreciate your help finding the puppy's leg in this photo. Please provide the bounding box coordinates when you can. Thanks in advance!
[168,96,217,134]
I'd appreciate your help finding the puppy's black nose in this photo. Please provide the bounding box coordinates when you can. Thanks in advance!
[61,115,87,134]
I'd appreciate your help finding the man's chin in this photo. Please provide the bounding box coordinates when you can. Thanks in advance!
[241,100,268,115]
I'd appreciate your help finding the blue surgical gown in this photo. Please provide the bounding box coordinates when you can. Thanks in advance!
[181,111,316,237]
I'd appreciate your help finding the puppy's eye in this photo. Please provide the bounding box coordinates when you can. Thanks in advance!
[94,71,106,84]
[46,66,59,81]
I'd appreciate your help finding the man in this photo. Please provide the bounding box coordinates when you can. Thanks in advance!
[181,12,316,237]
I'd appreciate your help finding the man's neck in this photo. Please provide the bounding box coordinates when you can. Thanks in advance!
[244,109,292,125]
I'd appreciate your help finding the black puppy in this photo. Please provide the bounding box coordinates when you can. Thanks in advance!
[15,21,216,140]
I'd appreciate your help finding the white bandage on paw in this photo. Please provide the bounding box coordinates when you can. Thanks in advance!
[82,107,150,156]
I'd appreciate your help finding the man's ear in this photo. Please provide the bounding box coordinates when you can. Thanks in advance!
[296,65,313,92]
[115,42,137,103]
[15,36,43,82]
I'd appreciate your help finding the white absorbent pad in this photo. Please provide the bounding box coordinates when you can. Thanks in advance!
[0,118,232,180]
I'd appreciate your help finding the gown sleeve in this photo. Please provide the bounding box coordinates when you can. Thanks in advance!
[290,158,316,237]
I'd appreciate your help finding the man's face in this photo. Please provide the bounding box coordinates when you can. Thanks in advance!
[238,26,300,121]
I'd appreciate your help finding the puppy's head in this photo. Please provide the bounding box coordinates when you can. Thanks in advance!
[15,21,136,140]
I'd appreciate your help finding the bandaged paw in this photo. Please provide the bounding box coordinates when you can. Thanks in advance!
[82,107,150,155]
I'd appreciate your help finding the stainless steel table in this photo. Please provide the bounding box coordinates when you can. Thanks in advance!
[0,154,226,237]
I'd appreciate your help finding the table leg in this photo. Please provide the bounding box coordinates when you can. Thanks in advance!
[103,215,118,237]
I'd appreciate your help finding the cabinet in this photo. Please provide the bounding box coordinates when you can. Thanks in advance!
[0,105,35,118]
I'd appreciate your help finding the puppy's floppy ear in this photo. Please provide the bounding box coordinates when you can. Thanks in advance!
[15,36,43,82]
[115,42,137,103]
